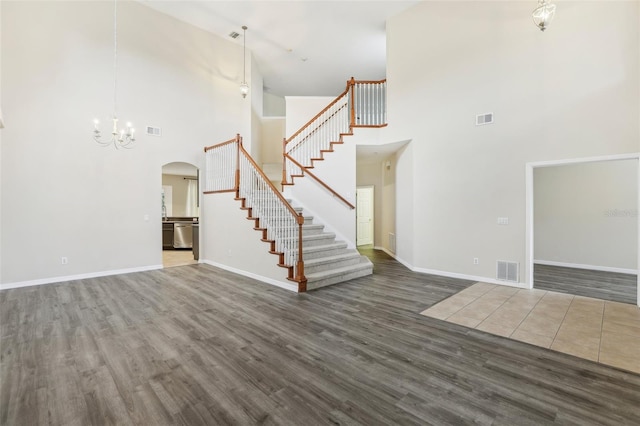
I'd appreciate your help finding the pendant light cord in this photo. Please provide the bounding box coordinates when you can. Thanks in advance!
[242,25,247,84]
[113,0,118,119]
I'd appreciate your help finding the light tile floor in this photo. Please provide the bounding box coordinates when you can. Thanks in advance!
[163,250,198,268]
[421,283,640,374]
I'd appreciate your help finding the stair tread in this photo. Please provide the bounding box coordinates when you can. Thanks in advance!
[303,232,335,240]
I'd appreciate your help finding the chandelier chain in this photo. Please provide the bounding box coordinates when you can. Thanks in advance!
[93,0,135,149]
[113,0,118,118]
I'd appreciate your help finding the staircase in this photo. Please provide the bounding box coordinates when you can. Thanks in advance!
[203,78,386,292]
[252,199,372,291]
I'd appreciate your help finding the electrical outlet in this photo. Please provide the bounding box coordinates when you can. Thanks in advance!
[61,257,68,265]
[144,214,149,222]
[473,258,479,265]
[227,249,232,257]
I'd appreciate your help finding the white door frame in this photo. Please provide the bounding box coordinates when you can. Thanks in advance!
[356,186,375,246]
[525,152,640,307]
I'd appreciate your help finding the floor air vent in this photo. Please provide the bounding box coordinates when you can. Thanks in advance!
[496,260,518,282]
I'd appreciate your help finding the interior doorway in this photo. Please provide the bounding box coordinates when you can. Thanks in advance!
[526,154,639,306]
[162,162,200,268]
[356,186,374,246]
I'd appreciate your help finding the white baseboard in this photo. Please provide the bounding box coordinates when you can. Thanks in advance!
[373,248,530,289]
[412,267,530,289]
[0,264,164,291]
[199,259,298,292]
[373,246,396,258]
[534,259,638,275]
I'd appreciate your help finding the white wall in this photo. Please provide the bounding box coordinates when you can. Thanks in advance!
[201,192,296,291]
[264,92,285,117]
[0,1,3,282]
[385,1,639,283]
[0,1,254,285]
[284,96,356,247]
[285,96,335,136]
[534,160,638,271]
[261,117,285,165]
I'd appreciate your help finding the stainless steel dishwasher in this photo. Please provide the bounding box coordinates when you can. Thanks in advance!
[173,222,193,249]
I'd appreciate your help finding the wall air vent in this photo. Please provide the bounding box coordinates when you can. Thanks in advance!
[476,112,494,126]
[496,260,519,283]
[146,126,162,137]
[229,31,240,39]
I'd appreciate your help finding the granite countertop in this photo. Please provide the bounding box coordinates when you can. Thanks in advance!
[162,217,199,224]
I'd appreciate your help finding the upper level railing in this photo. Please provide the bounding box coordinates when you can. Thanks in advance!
[282,78,386,208]
[204,135,307,291]
[351,79,387,127]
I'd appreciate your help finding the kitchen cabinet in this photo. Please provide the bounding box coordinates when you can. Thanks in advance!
[162,223,174,249]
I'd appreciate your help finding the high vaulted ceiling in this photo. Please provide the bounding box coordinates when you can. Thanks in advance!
[138,0,419,97]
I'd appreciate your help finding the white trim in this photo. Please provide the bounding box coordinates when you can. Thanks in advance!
[534,260,638,275]
[527,153,639,169]
[373,245,395,259]
[199,259,298,292]
[377,248,528,289]
[526,152,640,307]
[412,267,529,289]
[0,264,163,291]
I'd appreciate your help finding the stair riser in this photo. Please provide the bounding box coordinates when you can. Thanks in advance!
[301,236,337,248]
[269,226,324,236]
[307,267,373,290]
[302,247,350,260]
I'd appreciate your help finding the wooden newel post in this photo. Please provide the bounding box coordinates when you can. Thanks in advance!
[349,77,356,127]
[234,134,241,198]
[296,214,307,292]
[282,137,287,191]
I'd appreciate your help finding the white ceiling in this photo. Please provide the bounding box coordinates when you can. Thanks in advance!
[138,0,419,97]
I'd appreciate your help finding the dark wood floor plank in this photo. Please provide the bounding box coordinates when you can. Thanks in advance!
[534,263,637,304]
[1,248,639,425]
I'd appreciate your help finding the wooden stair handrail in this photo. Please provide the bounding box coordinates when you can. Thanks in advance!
[239,143,304,226]
[239,140,306,288]
[204,136,239,152]
[285,87,350,145]
[285,154,355,210]
[204,134,306,290]
[285,104,348,153]
[282,77,386,211]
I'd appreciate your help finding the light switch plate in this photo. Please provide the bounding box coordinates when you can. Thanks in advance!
[497,217,509,225]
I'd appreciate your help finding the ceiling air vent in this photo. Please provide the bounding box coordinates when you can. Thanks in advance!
[146,126,162,137]
[496,260,519,283]
[229,31,240,39]
[476,112,494,126]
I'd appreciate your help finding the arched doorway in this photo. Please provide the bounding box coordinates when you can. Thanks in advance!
[162,162,199,267]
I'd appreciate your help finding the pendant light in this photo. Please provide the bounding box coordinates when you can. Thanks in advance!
[240,25,249,98]
[532,0,556,32]
[93,0,135,149]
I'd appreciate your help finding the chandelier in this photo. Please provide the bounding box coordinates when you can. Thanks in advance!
[532,0,556,32]
[93,0,135,149]
[240,25,249,98]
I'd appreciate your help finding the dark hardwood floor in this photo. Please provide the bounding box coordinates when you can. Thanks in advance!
[534,263,637,305]
[1,249,639,425]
